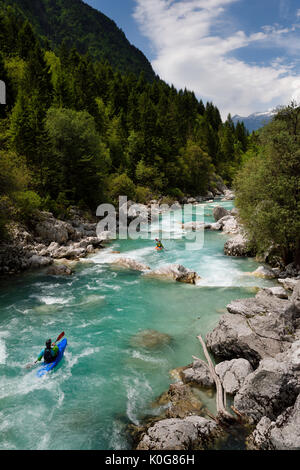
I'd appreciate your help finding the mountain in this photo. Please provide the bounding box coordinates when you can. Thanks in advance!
[0,0,156,80]
[232,110,276,132]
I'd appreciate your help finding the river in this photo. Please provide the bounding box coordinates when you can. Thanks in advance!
[0,200,276,450]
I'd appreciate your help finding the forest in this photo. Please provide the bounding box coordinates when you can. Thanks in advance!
[0,3,249,238]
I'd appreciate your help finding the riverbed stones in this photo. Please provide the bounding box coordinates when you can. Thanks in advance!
[215,358,253,395]
[135,416,222,450]
[130,329,172,349]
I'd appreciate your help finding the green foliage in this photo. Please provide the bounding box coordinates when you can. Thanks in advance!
[235,103,300,265]
[106,173,136,204]
[0,4,249,236]
[0,0,155,80]
[45,107,110,207]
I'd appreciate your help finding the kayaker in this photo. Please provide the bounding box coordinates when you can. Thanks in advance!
[155,238,164,249]
[37,339,59,364]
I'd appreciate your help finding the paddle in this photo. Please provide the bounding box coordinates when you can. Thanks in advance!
[25,332,65,369]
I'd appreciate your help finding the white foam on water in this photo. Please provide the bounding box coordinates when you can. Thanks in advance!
[124,376,153,426]
[75,295,106,307]
[65,346,103,369]
[0,340,6,364]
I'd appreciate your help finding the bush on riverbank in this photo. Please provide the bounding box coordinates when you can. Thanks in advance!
[234,102,300,266]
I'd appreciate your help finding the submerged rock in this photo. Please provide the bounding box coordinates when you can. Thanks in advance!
[143,264,200,285]
[130,329,172,349]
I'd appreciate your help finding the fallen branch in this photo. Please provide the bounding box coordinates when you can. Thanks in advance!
[197,335,236,423]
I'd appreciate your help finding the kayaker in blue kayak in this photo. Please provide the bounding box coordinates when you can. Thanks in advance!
[37,339,59,364]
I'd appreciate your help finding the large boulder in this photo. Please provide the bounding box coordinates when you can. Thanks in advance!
[110,257,150,272]
[213,206,230,222]
[215,358,253,395]
[28,255,52,269]
[47,264,73,276]
[206,290,294,367]
[34,212,75,244]
[233,341,300,423]
[136,416,222,450]
[143,264,200,285]
[247,393,300,450]
[181,359,215,388]
[224,233,252,257]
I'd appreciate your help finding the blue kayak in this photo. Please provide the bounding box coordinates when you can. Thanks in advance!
[36,338,67,378]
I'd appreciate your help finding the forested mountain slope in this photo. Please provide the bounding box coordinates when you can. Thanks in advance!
[0,0,156,80]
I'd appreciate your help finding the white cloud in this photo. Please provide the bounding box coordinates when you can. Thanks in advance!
[133,0,300,118]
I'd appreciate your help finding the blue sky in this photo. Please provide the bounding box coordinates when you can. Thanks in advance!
[85,0,300,118]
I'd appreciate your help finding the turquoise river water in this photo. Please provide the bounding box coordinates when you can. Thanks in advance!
[0,200,277,450]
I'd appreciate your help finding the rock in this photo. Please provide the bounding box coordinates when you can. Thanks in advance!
[252,266,276,279]
[47,264,73,276]
[130,329,172,349]
[181,359,215,388]
[143,264,200,285]
[278,278,299,292]
[215,358,253,395]
[111,257,150,272]
[247,394,300,450]
[206,290,294,367]
[230,208,239,217]
[219,216,240,234]
[154,382,204,419]
[187,197,197,204]
[182,221,205,231]
[224,233,252,257]
[261,286,289,299]
[34,212,75,244]
[28,255,52,269]
[221,189,235,201]
[213,206,230,222]
[234,343,300,423]
[52,246,87,260]
[96,230,114,242]
[136,416,222,450]
[206,222,222,231]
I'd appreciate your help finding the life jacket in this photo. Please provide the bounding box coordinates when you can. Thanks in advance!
[44,347,56,364]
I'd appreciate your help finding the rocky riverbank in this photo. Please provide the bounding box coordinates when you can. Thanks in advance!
[0,207,103,276]
[130,202,300,450]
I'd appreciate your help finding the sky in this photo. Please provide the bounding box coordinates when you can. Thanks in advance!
[85,0,300,119]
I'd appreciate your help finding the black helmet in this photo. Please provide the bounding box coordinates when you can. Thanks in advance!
[46,339,51,348]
